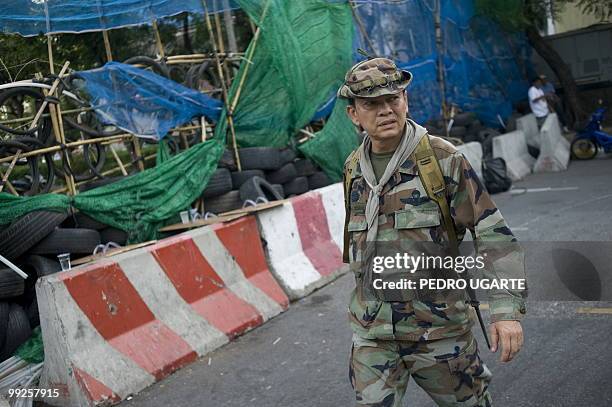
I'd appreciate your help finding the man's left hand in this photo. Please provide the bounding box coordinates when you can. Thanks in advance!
[489,321,523,363]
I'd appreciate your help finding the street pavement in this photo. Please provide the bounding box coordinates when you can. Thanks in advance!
[123,155,612,407]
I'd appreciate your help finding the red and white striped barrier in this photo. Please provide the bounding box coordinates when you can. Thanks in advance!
[255,183,348,300]
[36,216,288,406]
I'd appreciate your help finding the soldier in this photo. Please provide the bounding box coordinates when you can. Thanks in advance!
[338,58,528,406]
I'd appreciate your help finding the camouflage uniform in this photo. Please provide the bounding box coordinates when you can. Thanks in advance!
[339,58,527,406]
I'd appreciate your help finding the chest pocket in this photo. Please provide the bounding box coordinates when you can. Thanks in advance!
[394,202,441,229]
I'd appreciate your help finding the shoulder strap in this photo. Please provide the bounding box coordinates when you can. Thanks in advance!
[414,135,458,252]
[342,150,360,263]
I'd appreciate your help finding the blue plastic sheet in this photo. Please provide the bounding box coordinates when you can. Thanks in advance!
[0,0,239,37]
[77,62,223,139]
[355,0,532,127]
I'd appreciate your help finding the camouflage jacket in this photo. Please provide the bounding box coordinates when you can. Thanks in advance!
[343,135,528,341]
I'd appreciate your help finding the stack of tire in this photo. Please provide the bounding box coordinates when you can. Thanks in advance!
[0,210,118,362]
[201,148,332,214]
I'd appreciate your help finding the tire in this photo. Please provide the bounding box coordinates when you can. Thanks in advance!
[0,304,32,362]
[202,168,233,199]
[467,120,484,135]
[294,159,317,177]
[238,147,282,170]
[218,149,237,171]
[283,176,309,196]
[307,171,332,190]
[279,148,296,164]
[272,184,285,198]
[67,212,109,230]
[570,138,598,160]
[265,163,297,185]
[0,87,52,142]
[453,112,476,127]
[231,170,264,188]
[0,302,8,349]
[22,255,61,277]
[78,176,122,192]
[239,176,283,202]
[30,228,101,256]
[204,190,243,214]
[123,56,170,78]
[478,128,500,143]
[0,268,24,300]
[0,210,68,261]
[100,227,128,246]
[27,298,39,329]
[448,126,467,138]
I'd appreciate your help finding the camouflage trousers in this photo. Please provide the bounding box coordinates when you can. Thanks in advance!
[349,330,492,407]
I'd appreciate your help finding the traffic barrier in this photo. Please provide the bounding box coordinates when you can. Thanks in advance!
[492,130,535,181]
[534,113,570,172]
[36,216,288,406]
[456,141,483,181]
[255,183,348,300]
[517,113,540,147]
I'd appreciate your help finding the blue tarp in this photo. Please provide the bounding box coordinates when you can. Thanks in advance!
[0,0,238,37]
[77,62,222,139]
[356,0,532,126]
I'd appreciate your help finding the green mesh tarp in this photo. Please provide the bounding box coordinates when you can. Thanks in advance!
[298,98,359,181]
[0,140,223,242]
[214,0,355,148]
[0,0,357,241]
[14,327,44,364]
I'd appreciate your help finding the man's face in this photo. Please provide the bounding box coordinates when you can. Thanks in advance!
[534,79,542,89]
[347,92,408,143]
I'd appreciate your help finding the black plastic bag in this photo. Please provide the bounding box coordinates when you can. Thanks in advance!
[482,157,512,194]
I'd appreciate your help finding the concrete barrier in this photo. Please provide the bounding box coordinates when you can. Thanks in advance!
[517,113,540,147]
[456,141,483,181]
[534,113,570,173]
[255,183,347,300]
[492,130,535,181]
[36,216,288,406]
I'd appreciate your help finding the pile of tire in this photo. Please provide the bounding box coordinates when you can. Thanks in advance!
[0,209,134,362]
[201,147,333,214]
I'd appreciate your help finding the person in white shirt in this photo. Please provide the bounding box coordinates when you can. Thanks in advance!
[528,77,549,128]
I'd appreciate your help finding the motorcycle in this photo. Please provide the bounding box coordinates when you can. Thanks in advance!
[570,101,612,160]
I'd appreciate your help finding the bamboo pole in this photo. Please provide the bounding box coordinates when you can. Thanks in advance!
[132,136,145,171]
[102,30,113,62]
[201,116,207,142]
[201,0,242,170]
[152,20,166,59]
[109,144,128,176]
[51,153,157,194]
[0,152,20,195]
[349,0,377,56]
[213,1,232,89]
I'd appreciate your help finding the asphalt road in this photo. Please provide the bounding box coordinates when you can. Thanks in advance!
[123,155,612,407]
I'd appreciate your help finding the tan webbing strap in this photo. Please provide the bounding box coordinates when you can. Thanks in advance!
[342,151,360,263]
[414,135,459,253]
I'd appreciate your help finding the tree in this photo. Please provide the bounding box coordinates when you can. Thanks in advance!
[475,0,611,127]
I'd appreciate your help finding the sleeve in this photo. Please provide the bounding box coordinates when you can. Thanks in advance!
[447,153,528,323]
[528,87,538,102]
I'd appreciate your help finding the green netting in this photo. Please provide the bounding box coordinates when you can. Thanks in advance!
[1,0,356,241]
[14,327,44,364]
[0,140,223,242]
[298,98,359,181]
[214,0,354,148]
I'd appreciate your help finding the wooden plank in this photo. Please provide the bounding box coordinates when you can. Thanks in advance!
[158,213,246,232]
[576,307,612,315]
[218,199,288,217]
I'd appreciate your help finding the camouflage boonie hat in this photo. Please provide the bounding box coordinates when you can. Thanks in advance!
[337,57,413,99]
